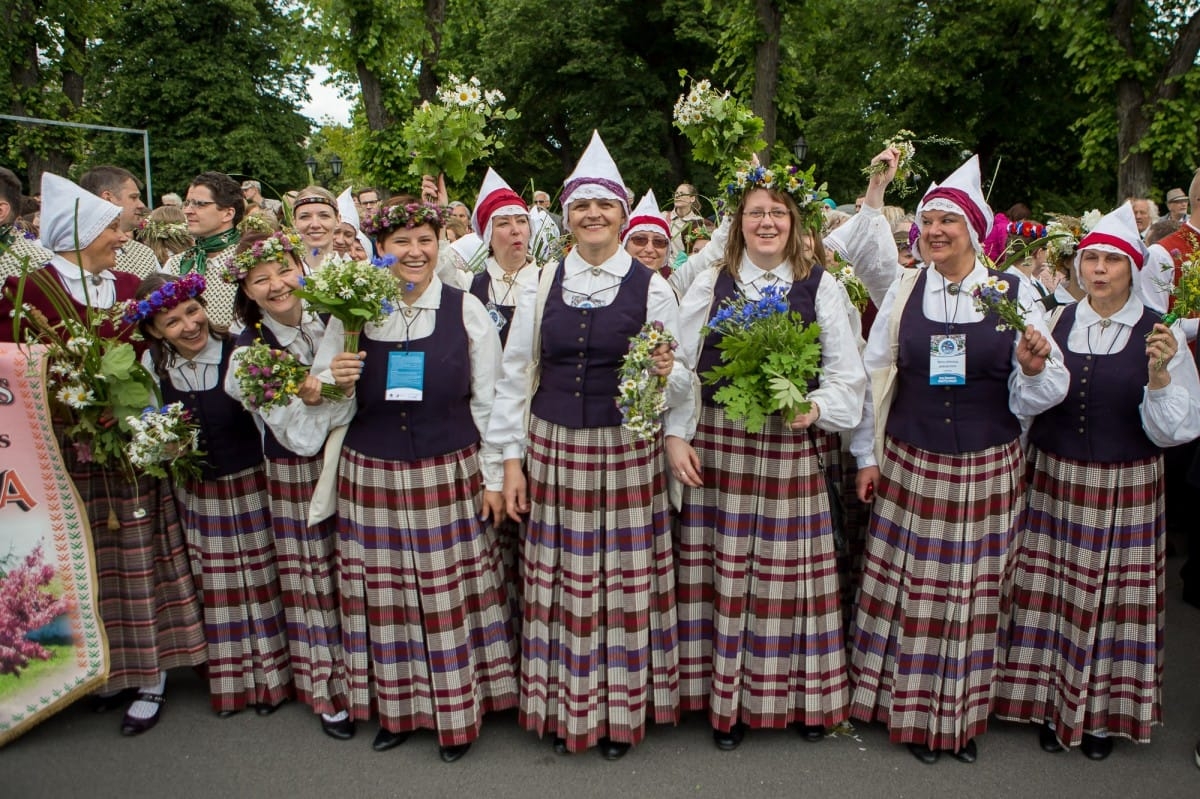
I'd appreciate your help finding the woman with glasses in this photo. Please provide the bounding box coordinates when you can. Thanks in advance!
[623,190,673,277]
[664,157,867,751]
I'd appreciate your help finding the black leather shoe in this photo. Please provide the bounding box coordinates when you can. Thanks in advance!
[793,723,825,742]
[372,728,410,752]
[1039,724,1064,753]
[255,701,285,716]
[713,723,746,751]
[120,693,165,736]
[950,738,977,763]
[1080,733,1113,760]
[599,738,631,760]
[321,717,356,741]
[439,743,471,763]
[216,709,241,719]
[907,743,940,764]
[92,688,138,713]
[552,737,569,755]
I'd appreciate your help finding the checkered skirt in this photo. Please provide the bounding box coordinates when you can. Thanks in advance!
[180,465,292,712]
[848,435,1024,751]
[69,461,206,691]
[995,449,1164,745]
[677,406,848,731]
[265,454,347,717]
[336,444,518,745]
[520,416,680,752]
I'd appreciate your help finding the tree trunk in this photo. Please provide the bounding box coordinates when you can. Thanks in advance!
[356,60,391,131]
[1115,77,1151,201]
[752,0,781,164]
[416,0,447,103]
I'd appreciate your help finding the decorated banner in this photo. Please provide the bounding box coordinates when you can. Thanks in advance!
[0,342,107,746]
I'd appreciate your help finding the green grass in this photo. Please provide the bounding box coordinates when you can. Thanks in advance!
[0,644,75,698]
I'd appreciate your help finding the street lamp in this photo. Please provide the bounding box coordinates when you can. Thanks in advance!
[329,154,342,178]
[304,155,317,174]
[792,134,808,164]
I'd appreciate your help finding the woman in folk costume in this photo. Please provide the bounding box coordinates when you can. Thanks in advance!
[220,231,353,740]
[131,272,292,718]
[487,131,682,760]
[469,168,540,350]
[664,157,867,751]
[623,189,674,278]
[996,203,1200,759]
[846,155,1069,764]
[316,200,516,763]
[0,174,206,736]
[333,188,372,262]
[292,186,341,273]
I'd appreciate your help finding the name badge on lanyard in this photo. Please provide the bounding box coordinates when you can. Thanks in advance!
[386,350,425,400]
[486,302,508,332]
[930,334,966,385]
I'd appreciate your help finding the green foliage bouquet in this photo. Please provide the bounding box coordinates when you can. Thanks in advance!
[402,75,519,183]
[701,285,823,434]
[673,71,766,181]
[862,129,962,197]
[1160,247,1200,327]
[831,254,870,313]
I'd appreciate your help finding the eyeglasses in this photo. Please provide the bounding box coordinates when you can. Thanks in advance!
[674,193,696,200]
[629,234,669,249]
[183,199,217,209]
[744,209,789,221]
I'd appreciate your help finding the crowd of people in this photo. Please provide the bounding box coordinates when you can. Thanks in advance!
[1,142,1198,769]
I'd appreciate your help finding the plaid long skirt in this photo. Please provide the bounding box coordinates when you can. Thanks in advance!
[180,466,292,712]
[69,461,206,691]
[848,435,1024,751]
[996,449,1164,746]
[265,454,347,717]
[336,444,518,745]
[677,407,848,732]
[521,417,680,753]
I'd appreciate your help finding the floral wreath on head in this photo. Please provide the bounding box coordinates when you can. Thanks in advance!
[361,202,446,238]
[727,159,830,238]
[137,217,189,241]
[121,272,207,327]
[238,213,275,236]
[683,219,712,251]
[220,230,302,284]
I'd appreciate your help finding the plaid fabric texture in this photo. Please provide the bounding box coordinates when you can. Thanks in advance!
[996,449,1164,746]
[70,462,205,691]
[849,435,1024,751]
[520,416,680,753]
[181,465,292,712]
[265,454,348,716]
[676,406,849,731]
[336,444,518,746]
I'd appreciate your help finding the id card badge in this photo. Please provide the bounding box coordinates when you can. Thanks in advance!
[386,350,425,400]
[930,334,966,386]
[486,302,508,333]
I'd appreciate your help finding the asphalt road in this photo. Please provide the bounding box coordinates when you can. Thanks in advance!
[4,557,1199,799]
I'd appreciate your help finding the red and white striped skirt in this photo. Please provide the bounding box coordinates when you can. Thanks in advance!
[336,444,518,746]
[520,416,680,752]
[849,435,1024,751]
[996,449,1164,745]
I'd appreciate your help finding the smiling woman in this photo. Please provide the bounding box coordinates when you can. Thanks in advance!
[312,198,515,763]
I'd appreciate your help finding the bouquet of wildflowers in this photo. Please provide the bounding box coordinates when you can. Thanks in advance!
[862,130,962,197]
[6,277,158,477]
[402,75,519,183]
[126,403,203,482]
[616,321,678,441]
[1044,210,1102,264]
[232,338,312,412]
[831,254,869,312]
[971,275,1038,337]
[291,256,402,353]
[1159,248,1200,326]
[701,285,823,434]
[673,72,766,178]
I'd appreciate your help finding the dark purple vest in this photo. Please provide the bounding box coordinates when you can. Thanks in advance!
[342,288,478,461]
[1029,303,1160,463]
[470,271,517,349]
[529,258,652,429]
[160,338,264,479]
[886,268,1022,454]
[234,323,303,460]
[696,267,823,405]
